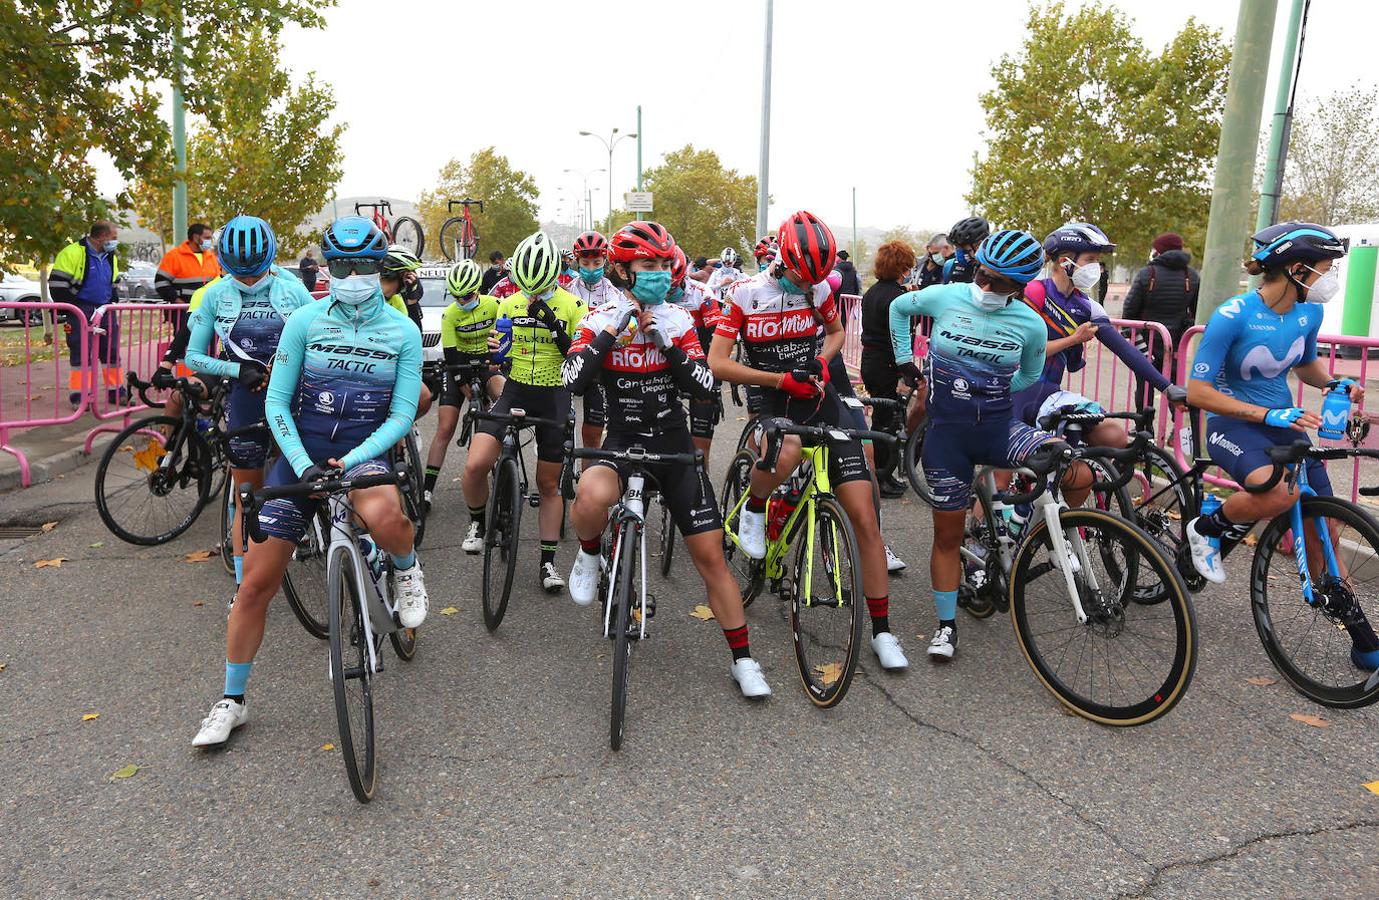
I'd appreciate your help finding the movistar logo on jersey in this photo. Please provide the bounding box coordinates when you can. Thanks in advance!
[1239,336,1305,381]
[1218,297,1246,319]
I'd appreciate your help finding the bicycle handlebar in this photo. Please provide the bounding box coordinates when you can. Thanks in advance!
[471,408,568,431]
[354,200,392,215]
[447,198,484,213]
[1243,441,1379,494]
[568,444,703,468]
[1039,407,1154,435]
[755,417,898,473]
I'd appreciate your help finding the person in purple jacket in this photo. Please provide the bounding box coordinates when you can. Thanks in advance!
[1013,222,1185,445]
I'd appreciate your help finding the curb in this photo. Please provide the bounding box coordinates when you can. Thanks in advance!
[0,440,106,495]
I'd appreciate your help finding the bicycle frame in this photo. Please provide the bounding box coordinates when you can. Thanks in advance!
[323,493,400,677]
[1280,464,1344,606]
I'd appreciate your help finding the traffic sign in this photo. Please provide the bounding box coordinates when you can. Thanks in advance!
[625,192,654,212]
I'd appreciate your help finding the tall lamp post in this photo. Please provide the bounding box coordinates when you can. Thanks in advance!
[579,127,637,235]
[563,167,605,234]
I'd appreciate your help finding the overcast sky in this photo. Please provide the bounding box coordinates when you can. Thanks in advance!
[99,0,1379,236]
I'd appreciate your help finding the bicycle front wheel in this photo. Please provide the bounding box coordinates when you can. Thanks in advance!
[903,418,938,507]
[219,475,236,575]
[1010,508,1196,726]
[791,495,866,708]
[481,457,522,631]
[609,519,640,750]
[391,216,424,259]
[438,217,464,262]
[720,449,763,606]
[95,415,213,545]
[328,542,377,802]
[282,509,331,639]
[398,430,427,547]
[1251,496,1379,708]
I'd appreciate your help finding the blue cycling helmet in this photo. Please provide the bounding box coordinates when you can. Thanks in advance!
[218,215,277,277]
[321,215,387,260]
[1043,222,1116,258]
[1250,221,1346,269]
[976,229,1044,284]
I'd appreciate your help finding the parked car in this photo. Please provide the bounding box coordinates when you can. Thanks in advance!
[0,271,43,324]
[281,264,329,293]
[118,261,159,300]
[415,266,453,365]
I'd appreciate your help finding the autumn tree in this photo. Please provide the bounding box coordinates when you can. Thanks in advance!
[624,146,758,260]
[967,1,1230,265]
[1276,83,1379,225]
[417,149,541,261]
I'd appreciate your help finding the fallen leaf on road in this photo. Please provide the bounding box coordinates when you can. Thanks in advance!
[183,550,213,562]
[1364,781,1379,796]
[33,557,67,569]
[1290,712,1330,728]
[41,521,57,532]
[110,764,140,779]
[439,606,458,616]
[82,713,99,721]
[1242,534,1258,547]
[690,605,715,620]
[192,601,204,607]
[1246,676,1278,686]
[88,541,104,548]
[131,440,166,473]
[813,662,842,686]
[322,743,335,751]
[0,663,6,672]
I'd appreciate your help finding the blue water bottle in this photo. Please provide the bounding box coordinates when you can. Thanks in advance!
[493,315,513,365]
[1318,380,1354,440]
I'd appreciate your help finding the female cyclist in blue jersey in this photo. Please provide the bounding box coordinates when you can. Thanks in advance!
[192,216,428,749]
[889,229,1091,662]
[183,216,314,588]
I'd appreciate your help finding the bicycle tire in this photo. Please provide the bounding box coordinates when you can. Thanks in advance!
[1129,444,1203,601]
[390,216,424,259]
[657,494,675,578]
[219,475,235,575]
[720,449,763,606]
[328,541,377,802]
[462,219,479,260]
[399,430,427,548]
[1010,507,1196,726]
[903,418,938,507]
[95,414,213,545]
[1250,495,1379,709]
[609,517,640,750]
[481,457,522,631]
[438,217,464,262]
[790,494,866,708]
[735,414,762,454]
[390,563,419,661]
[282,509,331,640]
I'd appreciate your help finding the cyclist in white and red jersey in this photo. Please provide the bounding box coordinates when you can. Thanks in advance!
[669,245,724,459]
[565,230,622,454]
[709,210,909,672]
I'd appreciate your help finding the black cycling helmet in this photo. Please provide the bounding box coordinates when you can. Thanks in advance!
[1250,222,1347,269]
[949,216,990,247]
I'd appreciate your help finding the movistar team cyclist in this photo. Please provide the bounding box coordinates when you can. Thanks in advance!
[192,216,428,748]
[461,231,586,592]
[942,216,989,284]
[1185,224,1379,673]
[565,231,621,456]
[710,210,910,672]
[889,229,1089,662]
[182,215,314,588]
[380,244,433,419]
[422,259,503,512]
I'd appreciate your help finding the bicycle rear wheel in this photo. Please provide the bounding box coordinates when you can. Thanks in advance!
[1251,496,1379,708]
[1010,508,1196,725]
[388,567,419,661]
[283,509,331,639]
[391,216,424,259]
[95,414,213,545]
[438,217,464,262]
[481,457,523,631]
[398,430,427,547]
[1128,444,1203,600]
[903,418,938,507]
[328,542,377,802]
[656,493,676,577]
[609,519,640,750]
[720,449,763,606]
[790,495,866,708]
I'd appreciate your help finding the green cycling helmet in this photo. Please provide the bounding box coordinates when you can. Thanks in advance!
[447,259,483,297]
[509,231,561,295]
[382,243,422,274]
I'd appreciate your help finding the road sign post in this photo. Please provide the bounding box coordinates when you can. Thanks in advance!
[624,192,654,213]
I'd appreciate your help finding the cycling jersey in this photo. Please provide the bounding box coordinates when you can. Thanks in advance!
[942,254,978,285]
[713,271,833,376]
[674,279,721,331]
[440,296,500,357]
[1190,290,1320,412]
[707,265,743,297]
[565,275,622,309]
[495,287,587,387]
[266,291,422,477]
[185,267,315,377]
[563,299,715,435]
[889,282,1046,422]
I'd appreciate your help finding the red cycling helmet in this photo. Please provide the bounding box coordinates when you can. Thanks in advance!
[609,220,676,263]
[776,210,837,285]
[671,245,689,287]
[753,237,777,261]
[573,230,609,256]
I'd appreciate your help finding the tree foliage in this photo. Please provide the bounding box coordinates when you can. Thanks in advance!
[625,146,758,260]
[1277,83,1379,225]
[417,149,541,260]
[967,1,1230,265]
[0,0,330,265]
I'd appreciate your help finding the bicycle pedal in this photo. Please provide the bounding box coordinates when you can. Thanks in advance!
[526,492,541,508]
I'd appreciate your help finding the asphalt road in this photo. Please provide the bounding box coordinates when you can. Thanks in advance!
[2,407,1377,898]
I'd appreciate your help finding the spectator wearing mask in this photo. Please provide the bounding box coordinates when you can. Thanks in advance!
[480,250,507,294]
[50,220,124,405]
[914,232,950,289]
[1123,232,1201,409]
[834,249,862,296]
[859,240,919,496]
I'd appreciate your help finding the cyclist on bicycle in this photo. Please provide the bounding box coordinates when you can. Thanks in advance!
[461,231,586,591]
[670,245,724,461]
[565,231,622,455]
[889,228,1090,662]
[422,259,504,512]
[562,221,772,698]
[380,244,433,418]
[710,210,910,672]
[192,215,428,748]
[942,216,990,284]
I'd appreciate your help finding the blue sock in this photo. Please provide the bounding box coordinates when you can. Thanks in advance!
[934,589,958,622]
[391,550,417,571]
[224,661,252,698]
[232,554,243,584]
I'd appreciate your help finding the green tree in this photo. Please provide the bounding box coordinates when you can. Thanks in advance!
[417,149,541,261]
[1277,84,1379,225]
[628,146,758,260]
[967,1,1230,265]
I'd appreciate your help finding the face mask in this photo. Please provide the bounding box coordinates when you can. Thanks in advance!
[777,275,807,296]
[931,253,944,266]
[1066,261,1100,292]
[669,286,686,304]
[976,290,1012,312]
[102,239,119,253]
[333,273,380,306]
[534,287,556,302]
[579,266,604,285]
[458,296,480,312]
[1303,266,1340,303]
[200,239,214,252]
[631,270,672,305]
[234,274,273,295]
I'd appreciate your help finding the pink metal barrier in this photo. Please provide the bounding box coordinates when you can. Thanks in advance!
[0,302,90,486]
[840,293,862,381]
[1063,319,1177,446]
[82,303,189,453]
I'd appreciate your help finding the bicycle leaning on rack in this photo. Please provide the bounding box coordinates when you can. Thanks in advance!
[438,198,484,262]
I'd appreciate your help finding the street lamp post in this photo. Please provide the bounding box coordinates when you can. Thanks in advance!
[579,127,637,235]
[563,167,605,234]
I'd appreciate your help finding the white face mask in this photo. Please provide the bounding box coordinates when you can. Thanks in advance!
[333,273,381,306]
[1304,266,1340,303]
[976,291,1011,312]
[1070,261,1101,292]
[234,273,273,295]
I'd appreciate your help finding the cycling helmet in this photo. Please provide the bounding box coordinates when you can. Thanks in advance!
[1043,222,1116,258]
[721,247,740,267]
[217,215,277,278]
[573,230,609,256]
[949,216,991,247]
[975,229,1045,284]
[776,210,837,285]
[382,243,422,274]
[509,231,563,294]
[561,249,576,269]
[753,237,777,261]
[1250,221,1347,268]
[446,259,483,297]
[609,220,676,263]
[671,245,689,287]
[321,215,387,260]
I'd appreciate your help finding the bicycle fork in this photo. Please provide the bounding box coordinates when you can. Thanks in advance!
[1037,496,1098,625]
[603,475,649,641]
[1289,495,1342,606]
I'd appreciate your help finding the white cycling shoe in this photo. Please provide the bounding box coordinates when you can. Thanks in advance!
[738,509,767,560]
[192,698,247,748]
[730,657,772,699]
[885,544,907,573]
[541,562,566,593]
[871,632,910,670]
[461,521,483,554]
[395,562,429,628]
[568,551,602,607]
[1186,517,1227,584]
[927,625,958,662]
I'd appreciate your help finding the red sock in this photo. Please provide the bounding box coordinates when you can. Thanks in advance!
[579,536,601,554]
[723,624,751,661]
[866,595,890,638]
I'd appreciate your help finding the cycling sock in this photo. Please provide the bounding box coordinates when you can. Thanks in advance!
[224,661,252,699]
[579,536,601,555]
[746,494,767,513]
[723,624,751,661]
[1194,507,1236,538]
[469,505,486,530]
[232,554,243,585]
[424,465,441,494]
[940,618,956,630]
[866,595,890,636]
[391,550,417,571]
[540,541,558,567]
[934,589,958,622]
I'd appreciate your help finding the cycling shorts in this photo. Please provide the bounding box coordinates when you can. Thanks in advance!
[257,456,393,543]
[476,380,571,463]
[1204,417,1332,497]
[591,429,721,537]
[758,389,870,487]
[744,384,764,414]
[226,382,272,469]
[689,389,721,439]
[582,385,606,428]
[922,417,1053,511]
[440,363,499,409]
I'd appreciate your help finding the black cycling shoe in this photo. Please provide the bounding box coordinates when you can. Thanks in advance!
[879,475,909,498]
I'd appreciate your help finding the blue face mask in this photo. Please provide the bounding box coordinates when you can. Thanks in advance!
[777,275,807,296]
[631,270,672,306]
[234,273,273,295]
[579,266,604,285]
[200,239,214,252]
[102,239,119,253]
[458,296,480,312]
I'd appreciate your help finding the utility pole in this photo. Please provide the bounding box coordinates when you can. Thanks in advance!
[851,187,857,258]
[1257,0,1308,233]
[636,106,643,191]
[1197,0,1279,323]
[171,23,187,244]
[755,0,773,239]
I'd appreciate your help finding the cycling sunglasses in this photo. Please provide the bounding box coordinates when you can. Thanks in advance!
[327,258,383,279]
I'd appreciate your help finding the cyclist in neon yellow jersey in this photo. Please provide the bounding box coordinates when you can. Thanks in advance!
[380,244,433,418]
